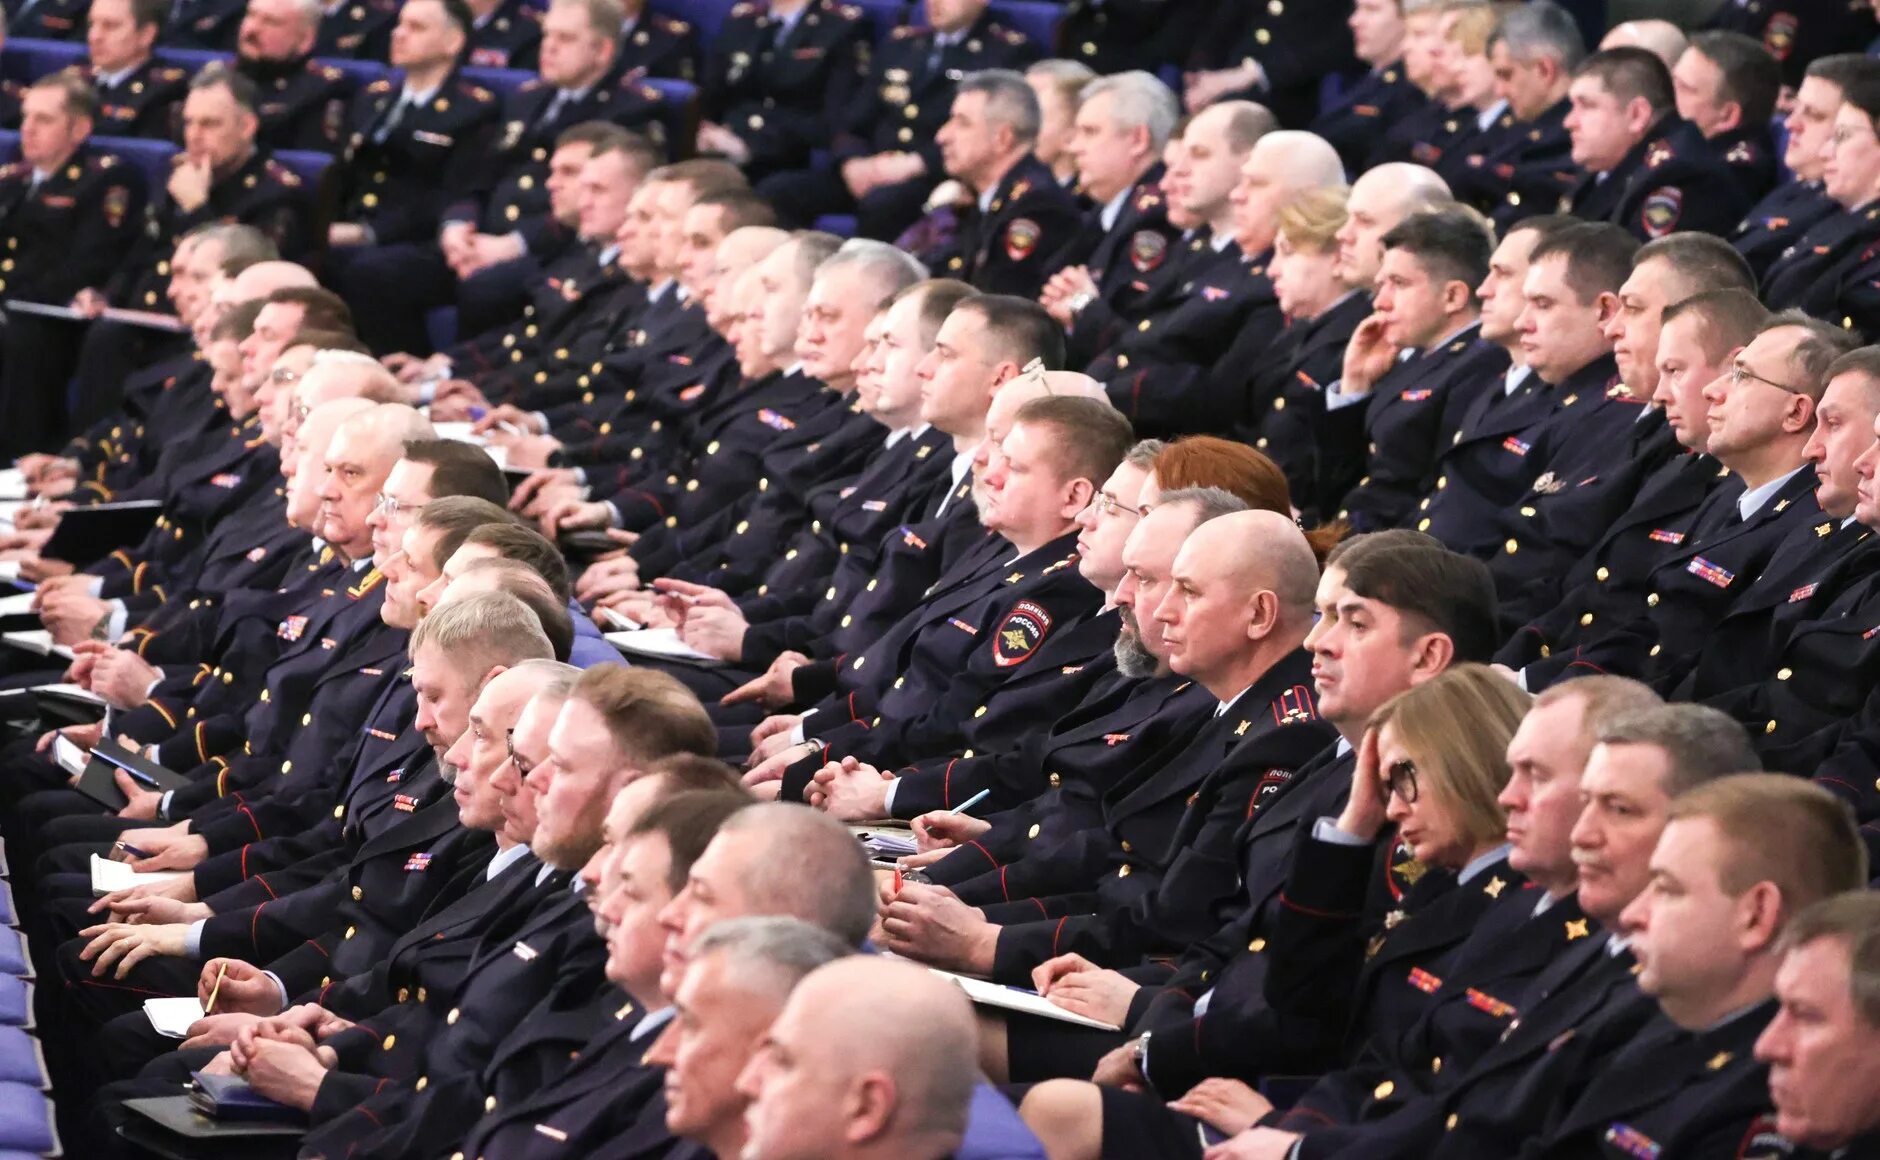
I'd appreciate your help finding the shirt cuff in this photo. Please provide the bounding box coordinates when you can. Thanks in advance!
[86,576,104,598]
[263,970,290,1011]
[882,777,901,815]
[185,918,205,958]
[104,600,128,641]
[1324,379,1370,411]
[159,790,174,820]
[1312,816,1370,847]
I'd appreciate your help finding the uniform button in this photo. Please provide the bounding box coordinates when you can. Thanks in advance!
[415,1075,427,1091]
[840,615,853,627]
[301,713,312,726]
[1596,567,1609,581]
[1028,824,1041,838]
[1766,720,1777,734]
[345,925,356,939]
[1436,475,1447,489]
[1519,506,1535,517]
[1374,1080,1394,1100]
[351,886,362,900]
[418,987,427,1002]
[1777,667,1792,680]
[1249,937,1266,952]
[448,1007,461,1024]
[1048,772,1062,788]
[334,805,345,819]
[1649,644,1661,657]
[1118,864,1132,877]
[973,705,987,717]
[1417,518,1431,531]
[867,579,878,591]
[1431,1056,1443,1073]
[1446,1114,1459,1131]
[1579,613,1594,626]
[281,761,292,774]
[485,1095,498,1112]
[382,1034,396,1050]
[1120,840,1132,853]
[1646,593,1659,607]
[1137,319,1151,332]
[397,987,408,1002]
[1504,539,1518,555]
[893,677,906,689]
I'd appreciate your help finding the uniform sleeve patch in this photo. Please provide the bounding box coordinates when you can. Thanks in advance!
[1004,218,1040,262]
[992,600,1052,667]
[1640,188,1683,238]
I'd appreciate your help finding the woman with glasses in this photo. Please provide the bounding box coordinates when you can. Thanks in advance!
[1160,663,1531,1140]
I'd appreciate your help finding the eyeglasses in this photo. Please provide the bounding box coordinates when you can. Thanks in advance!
[1831,123,1875,146]
[292,400,313,422]
[268,367,301,386]
[1086,490,1141,519]
[373,493,426,519]
[1385,758,1420,804]
[1728,363,1808,396]
[504,728,529,775]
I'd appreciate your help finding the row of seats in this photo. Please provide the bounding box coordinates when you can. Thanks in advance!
[0,128,332,194]
[0,856,55,1159]
[0,38,702,155]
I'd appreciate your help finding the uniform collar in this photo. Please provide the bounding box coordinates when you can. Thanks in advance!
[1736,464,1806,522]
[1097,183,1131,233]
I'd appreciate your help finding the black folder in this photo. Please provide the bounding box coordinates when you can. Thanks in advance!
[39,500,162,568]
[73,739,191,810]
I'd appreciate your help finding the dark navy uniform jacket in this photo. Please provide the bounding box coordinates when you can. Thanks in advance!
[86,59,190,139]
[1732,178,1840,283]
[1310,61,1425,178]
[700,0,869,177]
[921,152,1081,299]
[0,142,146,303]
[241,56,351,153]
[1569,117,1753,242]
[336,72,503,246]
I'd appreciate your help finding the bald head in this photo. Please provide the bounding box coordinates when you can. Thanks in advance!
[1600,19,1688,69]
[1252,130,1345,191]
[230,260,316,301]
[1338,163,1453,286]
[740,957,975,1160]
[720,225,790,268]
[287,395,372,471]
[1040,370,1110,400]
[1158,509,1320,693]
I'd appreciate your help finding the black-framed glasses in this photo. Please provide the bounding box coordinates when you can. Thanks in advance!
[504,728,528,775]
[1386,758,1419,804]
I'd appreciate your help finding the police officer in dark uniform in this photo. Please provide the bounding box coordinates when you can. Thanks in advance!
[695,0,869,181]
[322,0,502,267]
[758,0,1037,236]
[1709,0,1878,90]
[1731,53,1868,281]
[82,0,189,140]
[465,0,541,69]
[1565,48,1752,243]
[1310,0,1424,178]
[1181,0,1357,130]
[1054,0,1206,79]
[4,0,87,39]
[314,0,399,59]
[232,0,352,151]
[104,66,311,313]
[1673,31,1783,206]
[917,68,1079,299]
[1761,70,1880,319]
[161,0,250,51]
[1452,3,1581,232]
[0,71,147,457]
[616,0,698,81]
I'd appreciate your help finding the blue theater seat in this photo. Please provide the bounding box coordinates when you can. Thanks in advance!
[0,931,29,981]
[152,46,227,74]
[651,0,732,44]
[88,134,180,189]
[0,37,87,82]
[272,148,334,188]
[851,0,914,44]
[0,1083,55,1154]
[0,1030,45,1089]
[459,64,535,98]
[985,0,1060,48]
[324,57,391,95]
[0,978,32,1030]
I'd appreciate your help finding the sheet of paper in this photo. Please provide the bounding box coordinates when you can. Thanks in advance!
[52,734,88,776]
[89,853,188,897]
[605,628,723,666]
[33,682,105,707]
[929,969,1123,1031]
[0,592,34,615]
[0,469,25,501]
[429,421,479,443]
[1,629,72,659]
[856,830,918,858]
[143,997,205,1038]
[0,563,18,582]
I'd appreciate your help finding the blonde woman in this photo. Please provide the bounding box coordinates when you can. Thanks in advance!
[1167,663,1532,1144]
[1245,185,1373,522]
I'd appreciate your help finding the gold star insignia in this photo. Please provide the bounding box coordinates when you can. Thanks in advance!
[1707,1051,1733,1070]
[1005,572,1024,583]
[1484,876,1506,898]
[1565,919,1590,940]
[1234,720,1251,736]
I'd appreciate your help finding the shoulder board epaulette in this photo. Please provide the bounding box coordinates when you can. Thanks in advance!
[366,78,393,93]
[264,158,301,186]
[156,66,187,81]
[998,24,1026,44]
[637,83,661,101]
[890,23,919,38]
[1134,188,1160,210]
[519,77,546,92]
[468,84,495,102]
[92,153,117,169]
[839,3,862,18]
[317,64,344,81]
[655,12,688,32]
[0,162,21,179]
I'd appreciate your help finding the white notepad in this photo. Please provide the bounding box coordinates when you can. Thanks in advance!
[1,630,73,660]
[929,969,1124,1031]
[605,628,723,666]
[51,735,88,777]
[89,853,187,898]
[143,996,205,1038]
[33,683,105,708]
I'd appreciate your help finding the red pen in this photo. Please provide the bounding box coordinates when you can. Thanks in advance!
[893,865,903,895]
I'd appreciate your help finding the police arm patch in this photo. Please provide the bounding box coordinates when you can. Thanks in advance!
[991,600,1052,667]
[1004,218,1041,262]
[1640,187,1683,239]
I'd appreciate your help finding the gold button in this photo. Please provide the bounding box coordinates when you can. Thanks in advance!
[1249,937,1266,952]
[1431,1056,1443,1073]
[1505,539,1518,555]
[301,713,312,726]
[1048,772,1062,788]
[1646,593,1659,607]
[418,987,427,1003]
[345,925,356,939]
[1777,667,1793,680]
[1418,519,1431,531]
[448,1008,461,1024]
[1120,840,1133,853]
[484,1095,497,1112]
[1028,824,1041,838]
[1650,644,1661,657]
[351,886,362,900]
[415,1075,427,1091]
[1579,613,1594,626]
[1446,1114,1459,1130]
[397,987,408,1002]
[334,805,345,819]
[281,761,292,774]
[1374,1080,1394,1100]
[1118,864,1132,877]
[898,127,913,142]
[1596,567,1609,581]
[1436,475,1447,489]
[841,615,853,627]
[866,579,878,591]
[973,706,987,717]
[1766,720,1777,734]
[382,1034,395,1049]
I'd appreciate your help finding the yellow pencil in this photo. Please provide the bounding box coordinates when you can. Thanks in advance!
[205,963,228,1015]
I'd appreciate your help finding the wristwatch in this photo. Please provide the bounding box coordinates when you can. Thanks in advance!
[1069,291,1096,316]
[1132,1031,1152,1082]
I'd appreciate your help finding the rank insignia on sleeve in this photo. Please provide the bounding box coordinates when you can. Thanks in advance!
[1004,218,1041,261]
[992,600,1052,667]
